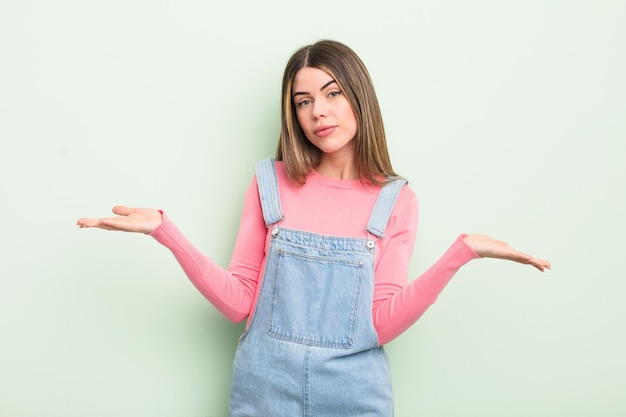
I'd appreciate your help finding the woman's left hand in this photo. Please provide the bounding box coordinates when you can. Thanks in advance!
[463,234,551,272]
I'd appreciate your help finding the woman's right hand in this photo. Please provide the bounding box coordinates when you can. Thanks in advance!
[76,205,163,234]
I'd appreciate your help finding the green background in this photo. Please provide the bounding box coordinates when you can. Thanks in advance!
[1,1,624,416]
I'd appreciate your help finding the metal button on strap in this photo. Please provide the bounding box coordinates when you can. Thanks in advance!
[366,240,375,249]
[271,227,280,237]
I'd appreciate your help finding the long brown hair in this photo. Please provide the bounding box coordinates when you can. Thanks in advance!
[276,40,398,185]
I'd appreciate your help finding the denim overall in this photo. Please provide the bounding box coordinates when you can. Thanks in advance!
[228,158,407,416]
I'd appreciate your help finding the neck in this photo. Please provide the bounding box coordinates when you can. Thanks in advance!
[316,154,359,180]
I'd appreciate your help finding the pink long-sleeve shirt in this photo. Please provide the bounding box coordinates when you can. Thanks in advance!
[151,162,479,345]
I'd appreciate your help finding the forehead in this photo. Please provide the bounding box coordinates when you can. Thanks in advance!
[293,67,335,90]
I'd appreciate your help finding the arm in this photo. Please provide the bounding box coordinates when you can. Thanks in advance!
[150,178,267,321]
[372,189,550,345]
[76,177,268,323]
[373,234,478,345]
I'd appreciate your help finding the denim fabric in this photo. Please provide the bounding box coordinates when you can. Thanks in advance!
[228,159,406,416]
[255,157,284,226]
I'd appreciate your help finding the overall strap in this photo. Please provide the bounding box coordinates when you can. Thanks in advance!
[366,178,408,239]
[255,157,284,227]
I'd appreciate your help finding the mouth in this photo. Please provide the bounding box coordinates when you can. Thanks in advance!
[314,125,336,137]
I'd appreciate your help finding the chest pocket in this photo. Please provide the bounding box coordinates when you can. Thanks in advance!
[268,249,365,349]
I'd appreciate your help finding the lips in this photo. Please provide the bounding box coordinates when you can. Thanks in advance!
[313,125,337,137]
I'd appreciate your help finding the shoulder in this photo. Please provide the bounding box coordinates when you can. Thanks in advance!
[251,159,305,200]
[274,160,289,180]
[253,158,289,180]
[386,181,419,234]
[396,180,419,211]
[251,158,289,187]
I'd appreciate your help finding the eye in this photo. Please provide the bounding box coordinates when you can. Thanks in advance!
[328,90,342,98]
[296,99,312,108]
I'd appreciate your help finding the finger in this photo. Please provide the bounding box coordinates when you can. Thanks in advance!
[112,205,132,216]
[76,218,101,228]
[76,218,124,231]
[93,222,127,231]
[517,254,551,271]
[500,248,533,263]
[523,257,551,272]
[99,217,140,232]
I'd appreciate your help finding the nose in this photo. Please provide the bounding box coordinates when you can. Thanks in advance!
[312,98,327,119]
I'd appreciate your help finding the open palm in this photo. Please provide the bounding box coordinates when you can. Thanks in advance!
[76,206,162,234]
[463,233,551,272]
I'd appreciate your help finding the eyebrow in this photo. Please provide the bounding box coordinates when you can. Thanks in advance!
[293,79,337,97]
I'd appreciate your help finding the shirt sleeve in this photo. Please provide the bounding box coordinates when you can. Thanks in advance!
[372,187,480,345]
[149,176,267,323]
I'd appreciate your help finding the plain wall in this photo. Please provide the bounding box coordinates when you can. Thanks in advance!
[1,1,624,416]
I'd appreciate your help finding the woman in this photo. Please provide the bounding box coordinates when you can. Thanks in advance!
[77,40,550,416]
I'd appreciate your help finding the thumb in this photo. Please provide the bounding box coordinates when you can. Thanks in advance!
[111,205,132,216]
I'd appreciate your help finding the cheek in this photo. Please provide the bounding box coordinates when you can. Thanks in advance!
[295,109,309,131]
[343,106,358,132]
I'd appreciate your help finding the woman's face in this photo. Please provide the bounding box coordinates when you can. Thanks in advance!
[292,67,358,162]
